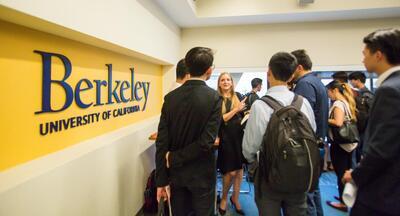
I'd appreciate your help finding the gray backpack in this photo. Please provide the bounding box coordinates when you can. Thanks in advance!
[259,95,320,193]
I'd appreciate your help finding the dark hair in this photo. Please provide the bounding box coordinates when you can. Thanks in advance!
[332,71,348,83]
[363,29,400,65]
[291,49,312,70]
[251,78,263,88]
[268,52,298,82]
[349,71,367,83]
[176,59,188,80]
[185,47,214,77]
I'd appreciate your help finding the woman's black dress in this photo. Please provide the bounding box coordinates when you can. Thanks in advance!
[217,97,245,174]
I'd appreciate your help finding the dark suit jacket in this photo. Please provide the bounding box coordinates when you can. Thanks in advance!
[155,80,222,188]
[352,70,400,214]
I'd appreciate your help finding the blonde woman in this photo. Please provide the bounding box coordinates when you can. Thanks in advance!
[326,80,358,212]
[216,72,246,215]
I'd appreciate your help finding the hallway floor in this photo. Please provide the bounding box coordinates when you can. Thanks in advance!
[216,171,349,216]
[142,171,349,216]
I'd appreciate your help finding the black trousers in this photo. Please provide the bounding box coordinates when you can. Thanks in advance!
[170,185,215,216]
[254,168,307,216]
[330,143,353,203]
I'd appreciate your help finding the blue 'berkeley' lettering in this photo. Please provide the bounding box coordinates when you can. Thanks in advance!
[34,50,151,114]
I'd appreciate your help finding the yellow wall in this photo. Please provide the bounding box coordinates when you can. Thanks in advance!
[0,20,163,171]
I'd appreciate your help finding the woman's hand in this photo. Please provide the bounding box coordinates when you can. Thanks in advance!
[236,97,247,112]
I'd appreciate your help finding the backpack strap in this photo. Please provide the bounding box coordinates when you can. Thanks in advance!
[260,95,283,111]
[290,94,303,110]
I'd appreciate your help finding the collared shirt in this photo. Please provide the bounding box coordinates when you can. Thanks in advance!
[294,72,329,139]
[169,82,182,92]
[242,85,316,163]
[376,66,400,87]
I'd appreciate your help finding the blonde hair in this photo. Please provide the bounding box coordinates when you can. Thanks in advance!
[217,72,240,114]
[342,83,357,121]
[326,80,357,121]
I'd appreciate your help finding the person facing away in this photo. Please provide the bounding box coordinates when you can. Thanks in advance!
[291,49,328,216]
[150,59,191,141]
[155,47,222,216]
[242,52,316,216]
[325,80,358,213]
[216,72,247,216]
[245,78,262,108]
[342,28,400,216]
[348,71,374,162]
[170,58,190,92]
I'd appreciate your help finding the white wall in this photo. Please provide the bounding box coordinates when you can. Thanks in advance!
[0,0,181,65]
[0,117,158,216]
[181,18,400,68]
[0,1,178,215]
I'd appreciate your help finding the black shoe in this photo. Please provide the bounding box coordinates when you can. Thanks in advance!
[230,196,245,215]
[218,207,226,215]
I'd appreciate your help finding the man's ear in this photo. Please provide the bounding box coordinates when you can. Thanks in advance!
[204,67,212,80]
[206,67,212,76]
[297,64,303,72]
[375,50,384,62]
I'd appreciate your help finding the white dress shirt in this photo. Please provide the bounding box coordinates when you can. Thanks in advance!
[169,82,182,92]
[376,66,400,87]
[242,85,316,163]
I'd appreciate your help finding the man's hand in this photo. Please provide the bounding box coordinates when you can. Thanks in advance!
[214,137,220,146]
[165,151,170,168]
[156,185,171,203]
[342,169,353,184]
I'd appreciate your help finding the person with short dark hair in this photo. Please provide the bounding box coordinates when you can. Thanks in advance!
[332,71,349,83]
[169,59,190,91]
[251,78,263,90]
[348,71,366,85]
[342,28,400,216]
[156,47,222,216]
[150,59,191,141]
[348,71,374,163]
[245,78,262,108]
[291,49,328,216]
[243,52,316,216]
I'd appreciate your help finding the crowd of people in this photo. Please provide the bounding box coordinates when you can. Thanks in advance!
[154,28,400,216]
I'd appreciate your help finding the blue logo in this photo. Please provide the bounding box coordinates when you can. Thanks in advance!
[34,50,150,114]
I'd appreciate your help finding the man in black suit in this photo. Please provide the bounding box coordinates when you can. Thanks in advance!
[343,29,400,215]
[155,47,222,216]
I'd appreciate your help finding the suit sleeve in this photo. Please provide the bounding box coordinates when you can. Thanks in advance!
[352,86,400,188]
[168,96,222,168]
[155,98,170,187]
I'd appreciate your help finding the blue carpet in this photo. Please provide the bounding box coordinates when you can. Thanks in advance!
[216,171,349,216]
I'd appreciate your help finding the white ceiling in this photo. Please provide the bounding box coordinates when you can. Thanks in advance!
[153,0,400,27]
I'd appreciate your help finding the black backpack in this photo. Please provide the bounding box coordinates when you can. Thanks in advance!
[244,91,259,110]
[259,95,320,193]
[355,90,374,133]
[143,170,157,213]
